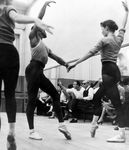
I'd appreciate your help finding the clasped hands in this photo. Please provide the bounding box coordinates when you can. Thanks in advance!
[65,62,77,72]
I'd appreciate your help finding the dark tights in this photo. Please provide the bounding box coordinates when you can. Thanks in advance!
[94,62,125,128]
[25,60,63,129]
[0,43,19,123]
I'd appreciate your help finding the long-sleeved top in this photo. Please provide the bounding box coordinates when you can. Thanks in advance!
[89,29,125,63]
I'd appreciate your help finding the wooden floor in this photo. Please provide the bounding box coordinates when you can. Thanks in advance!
[0,113,129,150]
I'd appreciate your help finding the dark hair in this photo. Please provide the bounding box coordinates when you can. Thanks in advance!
[123,77,129,85]
[31,25,47,38]
[68,84,73,89]
[100,20,118,32]
[31,25,34,30]
[74,80,80,86]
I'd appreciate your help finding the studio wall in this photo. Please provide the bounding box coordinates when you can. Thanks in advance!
[23,0,129,81]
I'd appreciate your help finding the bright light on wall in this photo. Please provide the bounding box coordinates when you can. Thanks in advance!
[14,0,35,5]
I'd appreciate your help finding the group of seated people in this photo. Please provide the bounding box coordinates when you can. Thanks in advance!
[58,79,95,123]
[36,78,100,121]
[36,89,52,116]
[35,77,129,130]
[96,77,129,130]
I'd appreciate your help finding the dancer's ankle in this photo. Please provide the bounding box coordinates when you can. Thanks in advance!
[30,129,35,134]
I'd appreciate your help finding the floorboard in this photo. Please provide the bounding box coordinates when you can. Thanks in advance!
[0,113,129,150]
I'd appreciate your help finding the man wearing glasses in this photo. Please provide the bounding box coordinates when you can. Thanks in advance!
[82,81,94,102]
[58,80,94,122]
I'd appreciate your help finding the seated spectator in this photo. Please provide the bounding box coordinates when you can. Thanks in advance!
[49,85,69,119]
[115,77,129,130]
[57,81,74,120]
[82,80,94,103]
[48,105,56,119]
[59,80,94,123]
[122,77,129,130]
[61,84,75,120]
[94,81,102,94]
[98,81,125,125]
[36,89,49,116]
[118,81,125,104]
[108,81,125,125]
[36,88,52,116]
[58,80,85,123]
[59,85,69,118]
[70,80,94,123]
[98,98,116,124]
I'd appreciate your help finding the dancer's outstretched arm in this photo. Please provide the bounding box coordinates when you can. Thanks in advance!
[9,10,53,34]
[67,1,129,72]
[48,50,68,67]
[67,51,94,72]
[91,1,129,57]
[29,1,55,40]
[38,1,56,20]
[121,0,128,29]
[121,43,129,48]
[67,41,129,72]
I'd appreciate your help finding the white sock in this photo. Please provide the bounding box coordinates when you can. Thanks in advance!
[9,123,15,135]
[59,122,65,126]
[30,129,35,134]
[119,127,125,137]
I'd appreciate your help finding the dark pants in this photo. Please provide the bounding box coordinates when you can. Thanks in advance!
[0,43,19,123]
[66,92,76,111]
[72,99,83,119]
[25,60,63,129]
[71,99,93,119]
[94,62,125,128]
[123,102,129,127]
[36,98,46,116]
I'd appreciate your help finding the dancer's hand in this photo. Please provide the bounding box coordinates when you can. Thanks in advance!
[67,63,76,72]
[65,63,69,70]
[35,18,54,34]
[45,1,56,7]
[58,80,62,86]
[58,80,63,88]
[122,0,128,12]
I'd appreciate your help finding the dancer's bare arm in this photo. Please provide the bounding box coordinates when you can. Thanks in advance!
[67,51,94,72]
[121,0,129,29]
[29,1,56,45]
[38,1,56,20]
[9,10,53,34]
[49,50,68,67]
